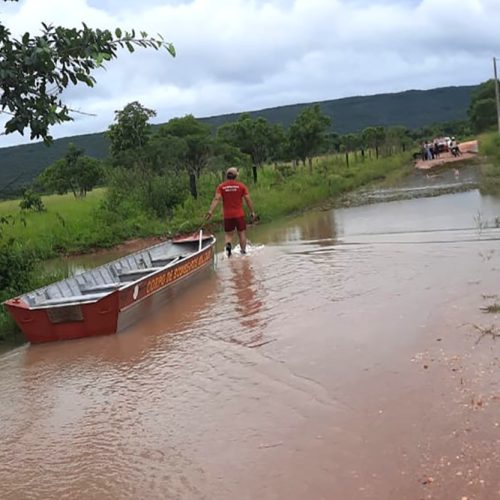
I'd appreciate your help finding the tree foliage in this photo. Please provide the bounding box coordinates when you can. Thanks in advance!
[107,101,157,167]
[288,105,331,169]
[341,133,359,153]
[208,140,251,179]
[468,80,499,133]
[0,0,174,143]
[339,133,358,166]
[385,126,411,153]
[146,134,188,174]
[19,189,45,212]
[0,240,37,302]
[103,166,188,219]
[267,123,288,164]
[361,126,385,158]
[38,143,103,197]
[217,113,274,183]
[159,115,213,198]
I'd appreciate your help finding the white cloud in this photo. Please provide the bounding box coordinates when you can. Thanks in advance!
[1,0,500,147]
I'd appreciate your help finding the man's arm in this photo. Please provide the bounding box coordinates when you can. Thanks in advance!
[243,194,256,221]
[206,192,222,220]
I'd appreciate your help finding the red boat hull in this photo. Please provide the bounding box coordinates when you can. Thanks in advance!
[5,244,215,344]
[5,292,120,344]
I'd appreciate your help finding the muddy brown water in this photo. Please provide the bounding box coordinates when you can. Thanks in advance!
[1,189,500,500]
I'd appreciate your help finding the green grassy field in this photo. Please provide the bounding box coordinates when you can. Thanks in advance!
[1,189,104,255]
[0,188,167,258]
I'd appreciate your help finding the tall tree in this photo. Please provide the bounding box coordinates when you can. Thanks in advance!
[468,79,499,133]
[385,126,411,154]
[267,123,287,166]
[217,113,273,183]
[159,115,213,199]
[361,126,385,159]
[146,134,187,175]
[325,133,342,155]
[340,133,359,166]
[0,0,175,144]
[107,102,156,168]
[38,143,103,197]
[288,104,331,171]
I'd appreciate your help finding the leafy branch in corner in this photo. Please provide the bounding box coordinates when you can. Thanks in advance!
[0,0,175,144]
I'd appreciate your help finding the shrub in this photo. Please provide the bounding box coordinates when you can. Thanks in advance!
[105,167,189,218]
[0,240,68,343]
[0,240,37,301]
[19,189,45,212]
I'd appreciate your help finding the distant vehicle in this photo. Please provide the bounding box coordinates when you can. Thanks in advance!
[433,137,451,153]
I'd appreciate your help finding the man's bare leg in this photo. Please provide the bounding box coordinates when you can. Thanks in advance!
[224,231,233,256]
[238,230,247,254]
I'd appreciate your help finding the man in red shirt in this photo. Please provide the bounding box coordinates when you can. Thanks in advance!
[206,167,256,256]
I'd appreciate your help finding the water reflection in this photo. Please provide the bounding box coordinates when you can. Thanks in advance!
[22,268,220,371]
[229,257,265,336]
[249,208,337,246]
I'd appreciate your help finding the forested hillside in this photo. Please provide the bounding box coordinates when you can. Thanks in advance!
[0,85,476,196]
[202,85,476,132]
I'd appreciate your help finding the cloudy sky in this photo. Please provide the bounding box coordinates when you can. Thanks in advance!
[1,0,500,147]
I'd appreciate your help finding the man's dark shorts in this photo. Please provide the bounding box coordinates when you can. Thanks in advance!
[224,217,246,232]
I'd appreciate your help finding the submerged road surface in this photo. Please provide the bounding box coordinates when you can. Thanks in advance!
[1,190,500,499]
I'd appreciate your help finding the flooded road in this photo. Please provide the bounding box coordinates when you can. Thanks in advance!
[1,189,500,499]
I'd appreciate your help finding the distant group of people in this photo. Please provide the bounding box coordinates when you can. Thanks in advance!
[421,141,440,161]
[420,137,461,161]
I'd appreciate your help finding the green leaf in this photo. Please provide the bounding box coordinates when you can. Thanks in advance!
[166,43,176,57]
[125,41,135,53]
[95,52,106,65]
[115,27,122,38]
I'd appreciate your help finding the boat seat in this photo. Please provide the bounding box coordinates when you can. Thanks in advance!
[37,292,109,307]
[117,267,164,280]
[80,282,122,294]
[150,255,183,266]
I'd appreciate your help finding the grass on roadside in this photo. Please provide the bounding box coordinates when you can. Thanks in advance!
[480,303,500,314]
[168,152,414,233]
[478,132,500,194]
[0,188,166,258]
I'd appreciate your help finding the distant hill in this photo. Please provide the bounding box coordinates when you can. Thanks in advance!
[0,84,476,196]
[200,85,476,133]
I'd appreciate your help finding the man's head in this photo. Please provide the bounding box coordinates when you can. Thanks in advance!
[226,167,238,180]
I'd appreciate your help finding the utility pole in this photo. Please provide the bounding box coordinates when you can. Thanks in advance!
[494,57,500,134]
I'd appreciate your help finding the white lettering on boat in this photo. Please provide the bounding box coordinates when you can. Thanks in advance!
[145,250,212,296]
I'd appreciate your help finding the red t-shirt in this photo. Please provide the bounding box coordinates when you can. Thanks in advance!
[216,180,249,218]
